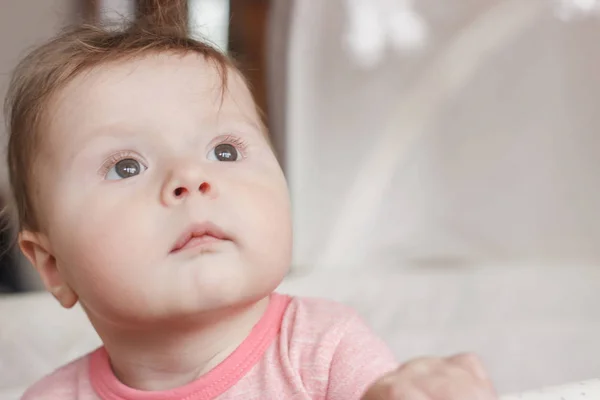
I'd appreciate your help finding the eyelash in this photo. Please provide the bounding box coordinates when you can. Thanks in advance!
[99,151,145,176]
[215,135,249,158]
[98,136,248,176]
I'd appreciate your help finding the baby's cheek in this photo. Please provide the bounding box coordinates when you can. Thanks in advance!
[86,211,152,260]
[241,178,289,225]
[56,200,150,270]
[61,216,155,313]
[243,182,292,260]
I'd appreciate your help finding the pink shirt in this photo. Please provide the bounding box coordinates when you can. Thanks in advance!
[22,294,397,399]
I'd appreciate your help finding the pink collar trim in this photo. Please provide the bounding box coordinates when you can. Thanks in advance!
[90,293,291,400]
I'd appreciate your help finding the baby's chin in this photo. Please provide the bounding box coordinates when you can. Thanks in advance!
[151,260,284,314]
[79,250,288,329]
[185,259,285,301]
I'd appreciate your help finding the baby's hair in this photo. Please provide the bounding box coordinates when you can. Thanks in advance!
[4,1,246,233]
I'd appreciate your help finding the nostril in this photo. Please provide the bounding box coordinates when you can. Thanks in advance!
[199,182,210,193]
[173,187,187,198]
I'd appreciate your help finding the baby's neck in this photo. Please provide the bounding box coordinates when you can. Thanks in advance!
[94,297,270,391]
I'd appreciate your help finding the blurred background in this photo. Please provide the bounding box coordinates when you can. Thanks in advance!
[1,0,600,396]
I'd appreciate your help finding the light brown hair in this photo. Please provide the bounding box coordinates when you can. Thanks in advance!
[4,8,241,232]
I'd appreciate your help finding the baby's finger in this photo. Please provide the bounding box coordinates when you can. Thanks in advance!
[447,353,496,395]
[361,374,429,400]
[397,356,443,376]
[416,362,495,400]
[447,353,488,381]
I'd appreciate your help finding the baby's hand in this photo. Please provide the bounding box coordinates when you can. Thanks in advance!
[361,353,497,400]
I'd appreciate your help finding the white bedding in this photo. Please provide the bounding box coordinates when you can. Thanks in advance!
[1,265,599,399]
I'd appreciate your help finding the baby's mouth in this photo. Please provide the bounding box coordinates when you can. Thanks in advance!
[170,222,231,253]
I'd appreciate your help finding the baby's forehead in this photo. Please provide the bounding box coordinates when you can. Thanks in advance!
[48,53,256,126]
[60,53,247,104]
[40,53,261,156]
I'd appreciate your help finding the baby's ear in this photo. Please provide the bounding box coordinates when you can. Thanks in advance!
[18,231,78,309]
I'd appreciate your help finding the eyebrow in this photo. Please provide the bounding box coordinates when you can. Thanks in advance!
[89,122,146,138]
[63,124,142,163]
[213,111,265,134]
[218,120,264,136]
[72,113,263,152]
[74,122,150,148]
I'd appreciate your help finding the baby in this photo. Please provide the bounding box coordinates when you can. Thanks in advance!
[5,11,498,400]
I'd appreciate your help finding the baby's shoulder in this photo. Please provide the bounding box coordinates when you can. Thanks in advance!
[285,295,359,323]
[281,295,364,341]
[20,354,93,400]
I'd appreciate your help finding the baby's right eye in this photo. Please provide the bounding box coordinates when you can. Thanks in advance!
[105,158,147,180]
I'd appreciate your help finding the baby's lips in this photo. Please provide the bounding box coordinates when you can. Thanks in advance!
[170,221,231,252]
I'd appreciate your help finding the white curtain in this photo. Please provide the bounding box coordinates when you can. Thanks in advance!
[283,0,600,270]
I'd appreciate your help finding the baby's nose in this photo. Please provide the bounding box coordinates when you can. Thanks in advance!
[171,181,211,198]
[161,164,215,206]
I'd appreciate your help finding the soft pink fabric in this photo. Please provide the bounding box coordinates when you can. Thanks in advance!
[22,294,397,399]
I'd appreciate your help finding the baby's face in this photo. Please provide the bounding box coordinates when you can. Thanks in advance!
[33,53,291,326]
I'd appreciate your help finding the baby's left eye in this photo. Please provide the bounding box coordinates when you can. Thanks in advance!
[208,143,240,162]
[105,158,146,180]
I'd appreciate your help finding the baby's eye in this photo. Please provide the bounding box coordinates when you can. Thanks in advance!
[208,143,240,162]
[105,158,147,180]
